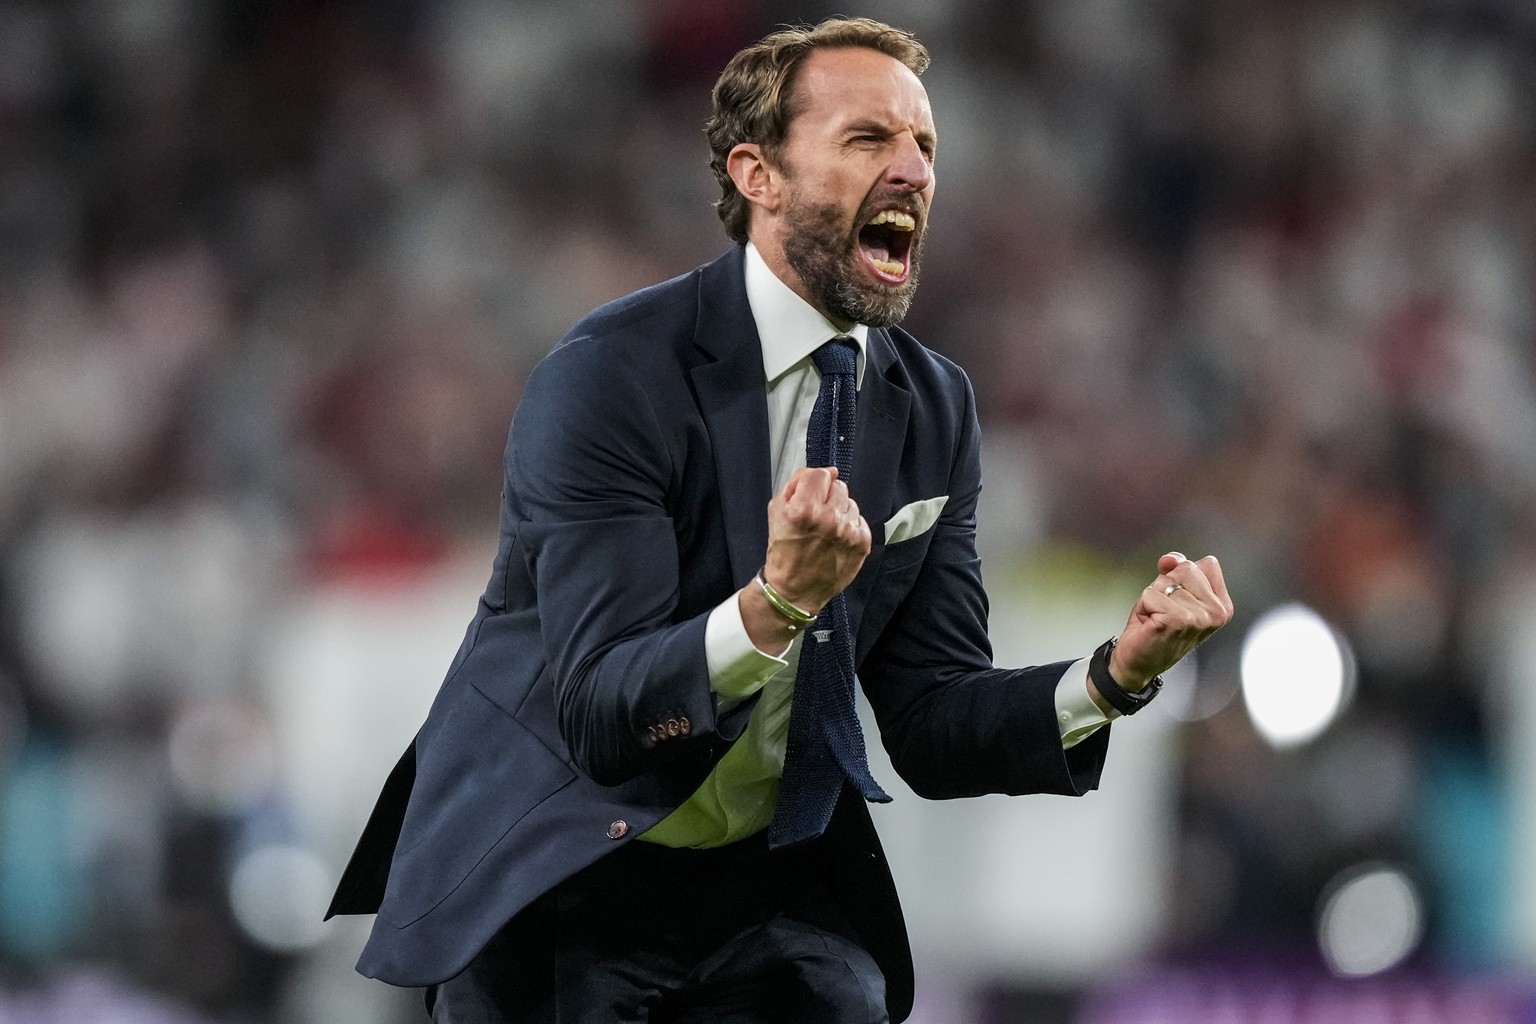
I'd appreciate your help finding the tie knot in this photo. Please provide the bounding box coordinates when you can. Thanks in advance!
[811,338,857,379]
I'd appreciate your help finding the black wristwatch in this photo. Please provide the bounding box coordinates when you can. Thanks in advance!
[1088,637,1163,716]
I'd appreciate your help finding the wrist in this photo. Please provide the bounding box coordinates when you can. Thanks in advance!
[734,588,797,658]
[754,568,818,630]
[1088,637,1162,717]
[1107,645,1152,693]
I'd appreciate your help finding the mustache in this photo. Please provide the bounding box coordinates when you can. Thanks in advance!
[856,190,928,229]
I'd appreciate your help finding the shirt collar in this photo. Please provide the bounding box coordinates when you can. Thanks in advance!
[744,242,869,387]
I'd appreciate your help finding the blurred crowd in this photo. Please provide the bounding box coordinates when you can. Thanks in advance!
[1,0,1533,1020]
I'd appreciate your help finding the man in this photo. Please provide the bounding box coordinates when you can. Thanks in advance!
[327,17,1232,1023]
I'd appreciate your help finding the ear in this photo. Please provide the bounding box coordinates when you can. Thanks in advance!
[726,142,782,216]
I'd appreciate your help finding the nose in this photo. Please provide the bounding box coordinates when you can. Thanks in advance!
[886,132,933,193]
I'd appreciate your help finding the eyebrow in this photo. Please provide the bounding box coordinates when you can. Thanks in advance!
[843,119,938,150]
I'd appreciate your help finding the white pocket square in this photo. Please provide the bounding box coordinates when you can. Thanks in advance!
[883,496,948,545]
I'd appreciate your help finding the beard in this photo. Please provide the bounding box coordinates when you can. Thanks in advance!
[780,189,925,329]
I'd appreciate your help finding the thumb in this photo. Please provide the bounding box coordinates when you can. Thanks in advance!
[1157,551,1187,575]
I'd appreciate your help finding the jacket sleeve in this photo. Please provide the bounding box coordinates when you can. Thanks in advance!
[859,373,1109,800]
[505,337,752,786]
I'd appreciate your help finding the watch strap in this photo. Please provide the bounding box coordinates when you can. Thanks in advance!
[1088,636,1162,716]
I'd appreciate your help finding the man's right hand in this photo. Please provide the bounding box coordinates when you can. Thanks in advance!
[739,467,872,653]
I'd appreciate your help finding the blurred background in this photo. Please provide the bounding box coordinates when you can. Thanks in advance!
[1,0,1534,1020]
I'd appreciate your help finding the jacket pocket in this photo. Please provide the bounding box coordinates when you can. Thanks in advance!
[879,526,937,573]
[378,684,575,926]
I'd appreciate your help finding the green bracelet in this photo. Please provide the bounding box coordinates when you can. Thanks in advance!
[754,569,817,629]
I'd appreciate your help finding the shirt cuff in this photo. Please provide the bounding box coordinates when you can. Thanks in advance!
[1054,657,1112,750]
[705,592,790,701]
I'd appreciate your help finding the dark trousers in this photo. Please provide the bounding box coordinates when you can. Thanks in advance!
[427,832,888,1023]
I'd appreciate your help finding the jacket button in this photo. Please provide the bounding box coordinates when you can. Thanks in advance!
[678,717,691,735]
[665,718,681,737]
[607,820,629,840]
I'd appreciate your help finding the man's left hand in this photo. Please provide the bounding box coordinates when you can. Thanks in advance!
[1108,551,1233,692]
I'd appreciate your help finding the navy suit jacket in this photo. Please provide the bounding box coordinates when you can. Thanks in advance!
[327,245,1110,1022]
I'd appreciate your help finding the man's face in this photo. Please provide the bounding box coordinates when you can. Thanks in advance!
[771,47,937,329]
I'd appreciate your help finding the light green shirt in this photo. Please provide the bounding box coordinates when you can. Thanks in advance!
[640,640,799,846]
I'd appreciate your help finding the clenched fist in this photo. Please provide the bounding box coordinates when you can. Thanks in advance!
[763,466,872,612]
[1106,551,1234,699]
[738,467,872,653]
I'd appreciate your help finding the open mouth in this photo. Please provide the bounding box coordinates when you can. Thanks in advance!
[857,209,917,284]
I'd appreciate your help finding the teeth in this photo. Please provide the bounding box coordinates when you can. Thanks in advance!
[872,258,905,275]
[869,210,916,231]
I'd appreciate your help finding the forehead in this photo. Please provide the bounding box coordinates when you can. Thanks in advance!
[788,46,934,136]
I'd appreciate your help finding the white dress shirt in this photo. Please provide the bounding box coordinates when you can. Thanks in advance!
[701,242,1110,749]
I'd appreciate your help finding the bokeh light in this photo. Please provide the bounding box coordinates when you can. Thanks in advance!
[1317,863,1424,977]
[1155,650,1243,723]
[168,701,277,814]
[228,845,331,953]
[1240,604,1353,749]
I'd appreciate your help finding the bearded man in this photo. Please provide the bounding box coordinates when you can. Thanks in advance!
[328,17,1232,1024]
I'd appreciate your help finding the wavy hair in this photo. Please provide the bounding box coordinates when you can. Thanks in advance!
[705,17,930,243]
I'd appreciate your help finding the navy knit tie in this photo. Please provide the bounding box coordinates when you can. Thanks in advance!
[769,338,891,849]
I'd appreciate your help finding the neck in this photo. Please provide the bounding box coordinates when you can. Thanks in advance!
[748,232,854,333]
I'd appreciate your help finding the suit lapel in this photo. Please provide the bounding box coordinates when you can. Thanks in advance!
[844,328,911,630]
[690,248,773,589]
[852,328,911,544]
